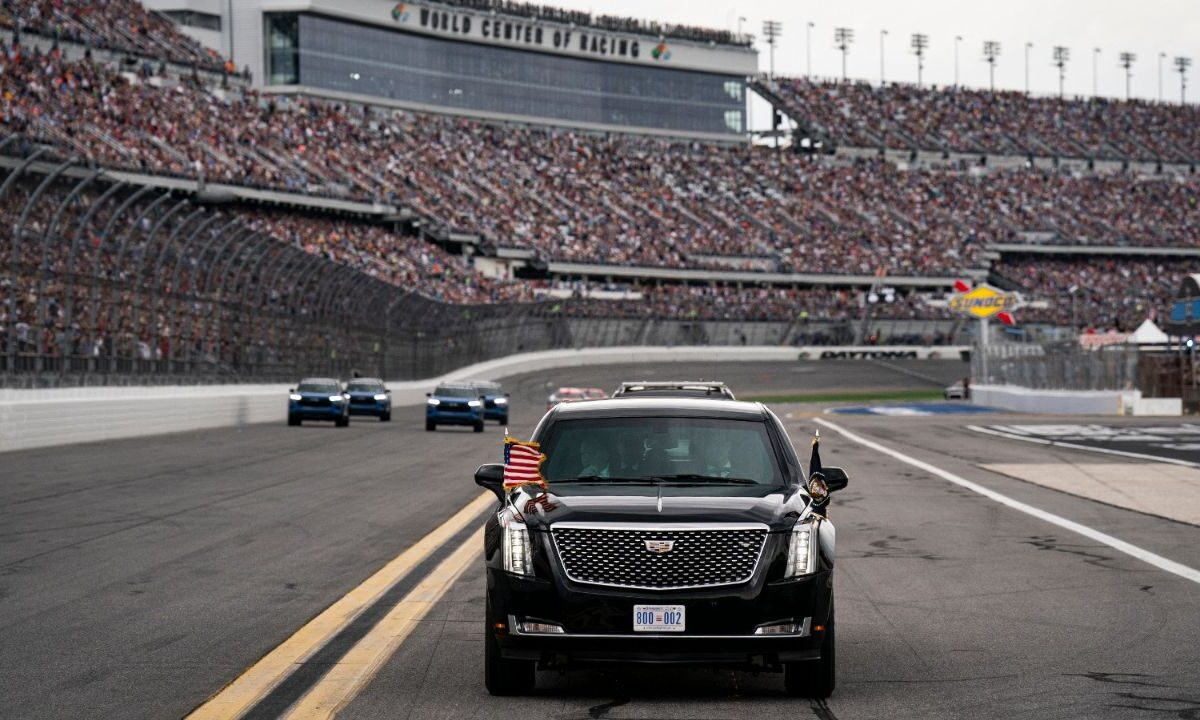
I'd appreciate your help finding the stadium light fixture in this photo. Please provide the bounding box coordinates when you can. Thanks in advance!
[983,41,1001,91]
[1093,48,1101,97]
[1175,56,1192,104]
[834,27,854,82]
[911,33,929,87]
[880,29,888,85]
[1119,52,1136,100]
[1025,42,1033,94]
[806,22,815,78]
[955,35,962,87]
[1053,46,1070,99]
[763,20,783,81]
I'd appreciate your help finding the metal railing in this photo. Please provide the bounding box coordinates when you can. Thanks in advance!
[972,341,1140,391]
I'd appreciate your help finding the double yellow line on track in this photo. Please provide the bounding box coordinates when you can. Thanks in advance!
[187,491,494,720]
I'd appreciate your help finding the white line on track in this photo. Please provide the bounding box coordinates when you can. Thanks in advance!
[966,424,1200,469]
[815,418,1200,585]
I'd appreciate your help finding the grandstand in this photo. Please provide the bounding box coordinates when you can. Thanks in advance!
[0,0,1197,384]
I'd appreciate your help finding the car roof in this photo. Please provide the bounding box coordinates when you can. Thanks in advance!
[615,381,735,399]
[347,377,384,384]
[553,387,585,394]
[299,377,339,385]
[550,397,765,419]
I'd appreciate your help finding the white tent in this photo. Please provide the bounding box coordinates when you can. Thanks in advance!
[1127,319,1170,344]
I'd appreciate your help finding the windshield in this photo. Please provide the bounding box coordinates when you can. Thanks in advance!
[347,382,384,392]
[297,382,340,393]
[539,416,784,495]
[435,386,477,398]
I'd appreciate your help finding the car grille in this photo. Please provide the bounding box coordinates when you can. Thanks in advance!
[299,397,331,407]
[440,402,468,410]
[350,397,375,404]
[551,525,768,590]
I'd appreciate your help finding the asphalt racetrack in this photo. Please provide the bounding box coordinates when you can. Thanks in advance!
[2,359,1198,719]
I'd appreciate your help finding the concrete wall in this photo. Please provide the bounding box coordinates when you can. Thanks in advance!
[972,384,1183,416]
[0,345,963,453]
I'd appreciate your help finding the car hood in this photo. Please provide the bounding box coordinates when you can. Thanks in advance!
[294,391,336,398]
[347,391,383,397]
[512,487,809,532]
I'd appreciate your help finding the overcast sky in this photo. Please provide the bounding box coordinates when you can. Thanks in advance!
[550,0,1199,104]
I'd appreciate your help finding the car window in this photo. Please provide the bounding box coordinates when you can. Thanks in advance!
[298,382,339,393]
[435,386,477,398]
[539,416,783,495]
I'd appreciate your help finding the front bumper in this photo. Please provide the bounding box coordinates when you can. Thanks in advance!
[289,402,346,419]
[483,404,508,421]
[427,409,482,426]
[348,398,389,416]
[487,567,832,668]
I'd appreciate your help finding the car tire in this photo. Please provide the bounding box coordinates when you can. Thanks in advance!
[484,603,535,695]
[380,411,391,422]
[474,421,485,433]
[496,417,507,426]
[426,420,436,432]
[288,415,300,427]
[784,598,835,698]
[336,416,349,428]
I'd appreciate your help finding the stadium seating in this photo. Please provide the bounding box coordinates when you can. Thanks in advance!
[767,76,1200,164]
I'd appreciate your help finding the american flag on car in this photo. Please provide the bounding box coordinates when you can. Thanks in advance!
[503,437,546,490]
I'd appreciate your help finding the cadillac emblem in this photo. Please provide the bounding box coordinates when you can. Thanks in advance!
[644,539,675,554]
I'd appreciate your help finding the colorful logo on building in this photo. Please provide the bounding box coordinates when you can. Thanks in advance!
[391,3,410,22]
[650,41,671,61]
[949,282,1019,323]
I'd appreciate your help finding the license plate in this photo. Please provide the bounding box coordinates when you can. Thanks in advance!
[633,605,685,632]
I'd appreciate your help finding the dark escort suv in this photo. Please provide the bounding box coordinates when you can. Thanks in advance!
[475,397,847,697]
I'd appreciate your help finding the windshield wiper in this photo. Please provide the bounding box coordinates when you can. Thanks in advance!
[555,475,659,484]
[647,474,760,485]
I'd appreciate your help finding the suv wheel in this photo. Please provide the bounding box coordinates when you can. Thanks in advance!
[287,415,300,427]
[336,416,349,428]
[484,604,534,695]
[426,420,436,432]
[784,599,835,698]
[474,421,485,433]
[380,411,391,422]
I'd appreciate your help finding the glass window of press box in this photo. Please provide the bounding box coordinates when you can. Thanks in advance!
[263,13,745,135]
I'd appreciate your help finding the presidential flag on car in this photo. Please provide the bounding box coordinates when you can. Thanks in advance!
[809,428,822,477]
[503,436,547,491]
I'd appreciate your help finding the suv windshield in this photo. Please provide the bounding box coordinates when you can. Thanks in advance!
[298,382,340,393]
[435,386,478,398]
[539,416,784,496]
[347,381,384,392]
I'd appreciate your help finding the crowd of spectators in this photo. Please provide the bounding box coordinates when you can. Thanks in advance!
[431,0,752,47]
[769,77,1200,164]
[994,256,1189,331]
[0,0,229,73]
[8,46,1199,280]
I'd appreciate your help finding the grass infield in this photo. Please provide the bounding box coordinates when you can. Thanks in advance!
[742,388,945,404]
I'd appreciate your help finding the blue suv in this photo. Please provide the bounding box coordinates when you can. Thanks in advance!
[288,378,350,427]
[426,383,485,432]
[345,377,392,422]
[471,380,509,426]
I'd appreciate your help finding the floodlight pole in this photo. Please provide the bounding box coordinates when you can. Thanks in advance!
[1119,52,1136,100]
[834,27,854,82]
[911,33,928,87]
[954,35,962,86]
[1093,47,1100,97]
[880,29,888,85]
[1159,52,1166,102]
[1053,46,1070,98]
[806,22,814,78]
[983,41,1001,91]
[1176,56,1192,104]
[1025,42,1033,94]
[763,20,782,81]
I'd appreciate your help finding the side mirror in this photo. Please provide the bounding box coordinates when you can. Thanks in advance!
[288,388,295,393]
[822,467,850,492]
[475,463,505,502]
[426,392,432,397]
[505,393,511,397]
[386,389,391,394]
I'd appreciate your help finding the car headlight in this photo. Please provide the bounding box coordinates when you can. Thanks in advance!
[374,393,388,401]
[468,400,482,407]
[502,517,534,576]
[330,395,345,402]
[494,397,507,405]
[784,516,821,578]
[427,398,440,406]
[289,394,302,401]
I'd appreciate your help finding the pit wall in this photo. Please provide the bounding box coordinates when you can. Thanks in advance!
[970,385,1183,417]
[0,345,963,453]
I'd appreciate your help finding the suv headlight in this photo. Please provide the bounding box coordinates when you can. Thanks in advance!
[374,393,388,401]
[784,516,820,578]
[289,394,302,401]
[427,398,440,406]
[330,395,345,402]
[502,517,534,576]
[468,399,482,407]
[494,397,507,405]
